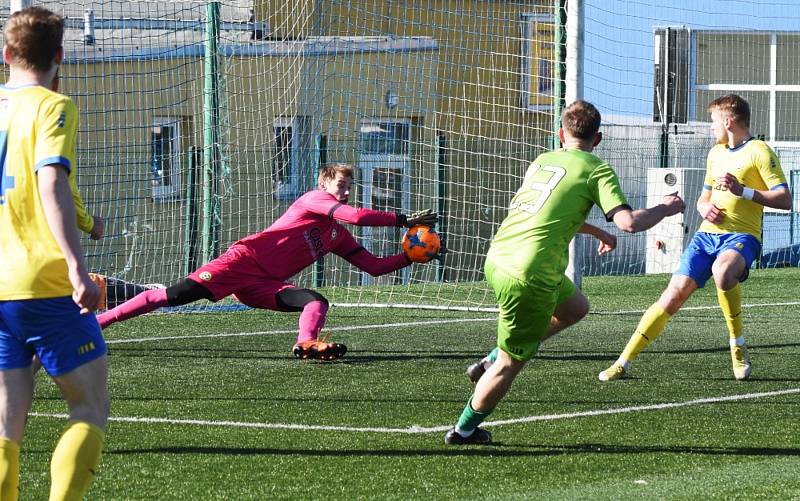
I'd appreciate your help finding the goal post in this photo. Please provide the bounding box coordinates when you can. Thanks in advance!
[565,0,584,289]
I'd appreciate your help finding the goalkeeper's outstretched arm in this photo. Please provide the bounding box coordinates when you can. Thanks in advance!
[344,248,412,277]
[329,227,412,276]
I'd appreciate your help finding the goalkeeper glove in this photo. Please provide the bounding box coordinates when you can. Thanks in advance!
[398,208,438,228]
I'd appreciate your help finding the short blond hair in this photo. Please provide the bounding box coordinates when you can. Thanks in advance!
[708,94,750,127]
[4,7,64,72]
[318,163,353,187]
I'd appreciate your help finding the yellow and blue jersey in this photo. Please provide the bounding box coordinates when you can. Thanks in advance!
[0,84,80,300]
[699,138,788,240]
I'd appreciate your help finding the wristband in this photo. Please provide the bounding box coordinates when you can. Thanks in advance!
[741,187,755,201]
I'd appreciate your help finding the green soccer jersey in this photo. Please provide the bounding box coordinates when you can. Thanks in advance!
[487,148,628,286]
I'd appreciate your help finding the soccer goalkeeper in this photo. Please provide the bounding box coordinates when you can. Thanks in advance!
[97,163,439,360]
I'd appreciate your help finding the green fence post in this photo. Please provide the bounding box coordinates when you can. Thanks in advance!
[314,134,327,287]
[436,131,447,282]
[183,147,200,275]
[202,1,221,263]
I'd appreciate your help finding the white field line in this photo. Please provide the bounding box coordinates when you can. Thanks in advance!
[105,317,497,344]
[29,387,800,434]
[106,300,800,345]
[332,300,800,314]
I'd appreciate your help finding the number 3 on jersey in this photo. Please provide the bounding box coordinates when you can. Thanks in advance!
[0,130,12,205]
[510,163,566,215]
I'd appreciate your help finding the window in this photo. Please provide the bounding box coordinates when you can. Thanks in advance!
[357,118,412,285]
[695,33,770,85]
[694,89,770,139]
[776,35,800,85]
[358,121,409,155]
[272,116,311,200]
[150,117,181,202]
[690,31,800,145]
[776,92,800,142]
[520,13,555,111]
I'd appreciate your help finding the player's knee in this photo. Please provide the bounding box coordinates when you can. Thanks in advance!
[711,266,739,290]
[661,286,689,312]
[65,387,110,429]
[94,394,111,424]
[573,299,590,322]
[311,297,330,313]
[276,288,328,311]
[166,279,212,306]
[713,274,738,291]
[310,293,329,308]
[557,306,587,327]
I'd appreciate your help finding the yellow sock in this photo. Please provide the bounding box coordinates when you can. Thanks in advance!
[49,421,104,501]
[717,283,743,340]
[619,303,672,364]
[0,437,20,501]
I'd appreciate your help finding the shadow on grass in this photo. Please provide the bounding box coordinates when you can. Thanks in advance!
[543,341,800,357]
[108,343,799,365]
[105,442,800,458]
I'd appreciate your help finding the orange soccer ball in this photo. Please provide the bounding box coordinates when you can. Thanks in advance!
[401,225,441,263]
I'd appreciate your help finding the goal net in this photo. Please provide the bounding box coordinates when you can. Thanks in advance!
[17,1,799,312]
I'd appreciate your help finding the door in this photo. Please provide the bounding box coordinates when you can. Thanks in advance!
[358,119,411,285]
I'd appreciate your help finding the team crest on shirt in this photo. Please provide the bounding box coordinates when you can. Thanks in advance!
[735,243,744,250]
[57,111,66,128]
[331,227,337,240]
[199,271,213,281]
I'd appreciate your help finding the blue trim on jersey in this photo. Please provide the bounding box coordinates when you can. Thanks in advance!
[35,156,71,173]
[770,183,789,190]
[675,232,761,288]
[703,184,712,191]
[0,296,106,375]
[0,130,11,205]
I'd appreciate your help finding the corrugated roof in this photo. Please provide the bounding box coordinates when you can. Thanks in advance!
[2,1,255,49]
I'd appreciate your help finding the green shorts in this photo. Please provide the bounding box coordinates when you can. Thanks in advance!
[485,259,577,361]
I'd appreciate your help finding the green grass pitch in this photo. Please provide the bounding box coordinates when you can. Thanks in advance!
[21,268,800,499]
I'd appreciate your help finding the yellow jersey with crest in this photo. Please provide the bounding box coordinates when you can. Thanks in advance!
[0,84,80,300]
[698,138,788,240]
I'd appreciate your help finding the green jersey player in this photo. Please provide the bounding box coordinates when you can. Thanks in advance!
[444,100,686,445]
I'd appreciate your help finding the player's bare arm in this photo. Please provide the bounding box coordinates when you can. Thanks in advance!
[696,189,724,224]
[89,215,104,240]
[715,172,791,210]
[38,165,101,314]
[612,192,685,233]
[578,223,617,255]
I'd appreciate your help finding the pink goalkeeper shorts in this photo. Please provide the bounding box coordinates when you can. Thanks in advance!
[187,244,295,310]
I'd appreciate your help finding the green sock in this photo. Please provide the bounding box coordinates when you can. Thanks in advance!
[456,398,493,434]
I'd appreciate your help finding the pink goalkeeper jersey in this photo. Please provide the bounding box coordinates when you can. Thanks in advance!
[236,189,400,280]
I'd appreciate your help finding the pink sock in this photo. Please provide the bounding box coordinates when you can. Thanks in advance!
[96,288,169,328]
[295,300,329,343]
